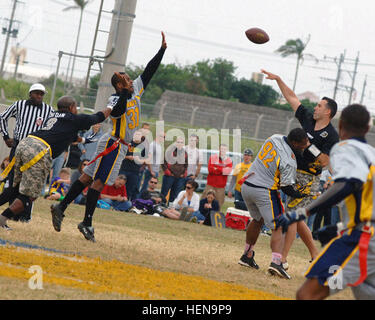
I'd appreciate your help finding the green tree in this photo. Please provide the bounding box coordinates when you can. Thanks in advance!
[194,58,236,99]
[276,35,317,92]
[231,78,279,106]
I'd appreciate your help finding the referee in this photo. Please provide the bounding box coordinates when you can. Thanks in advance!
[261,69,339,269]
[0,83,54,222]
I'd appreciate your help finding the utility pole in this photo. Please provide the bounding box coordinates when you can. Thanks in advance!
[348,51,360,105]
[333,51,345,100]
[360,75,367,104]
[94,0,137,112]
[0,0,18,78]
[324,50,345,100]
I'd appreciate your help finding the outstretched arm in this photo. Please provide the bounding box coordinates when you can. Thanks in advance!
[140,31,167,89]
[305,179,362,216]
[261,69,301,112]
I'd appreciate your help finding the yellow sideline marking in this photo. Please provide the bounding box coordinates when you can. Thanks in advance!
[0,246,285,300]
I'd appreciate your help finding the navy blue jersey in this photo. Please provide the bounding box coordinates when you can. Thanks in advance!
[295,104,339,175]
[30,111,105,159]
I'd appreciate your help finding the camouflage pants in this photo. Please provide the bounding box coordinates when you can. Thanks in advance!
[286,170,320,210]
[13,136,52,199]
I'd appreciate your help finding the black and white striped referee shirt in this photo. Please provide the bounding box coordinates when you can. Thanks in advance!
[0,99,54,141]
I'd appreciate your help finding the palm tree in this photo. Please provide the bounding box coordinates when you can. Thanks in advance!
[276,35,317,92]
[63,0,91,87]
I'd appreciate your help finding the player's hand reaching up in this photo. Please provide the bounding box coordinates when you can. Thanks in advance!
[261,69,280,81]
[161,31,167,49]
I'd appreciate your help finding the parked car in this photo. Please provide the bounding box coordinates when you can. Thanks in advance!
[195,149,243,193]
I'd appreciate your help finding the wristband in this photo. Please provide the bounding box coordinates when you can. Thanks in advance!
[106,104,114,110]
[81,137,86,144]
[307,144,321,158]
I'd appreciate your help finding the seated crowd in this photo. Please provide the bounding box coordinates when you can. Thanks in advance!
[11,121,339,230]
[33,123,227,226]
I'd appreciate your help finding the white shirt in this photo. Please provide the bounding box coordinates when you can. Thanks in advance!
[149,141,163,173]
[172,190,200,211]
[184,145,204,176]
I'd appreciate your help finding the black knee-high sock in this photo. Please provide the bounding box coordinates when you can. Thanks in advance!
[59,180,86,211]
[82,188,101,227]
[1,207,15,219]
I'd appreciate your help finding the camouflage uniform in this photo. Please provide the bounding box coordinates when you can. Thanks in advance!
[13,136,52,199]
[286,170,320,210]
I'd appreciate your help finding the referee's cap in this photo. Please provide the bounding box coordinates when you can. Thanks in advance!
[243,148,253,156]
[29,83,47,94]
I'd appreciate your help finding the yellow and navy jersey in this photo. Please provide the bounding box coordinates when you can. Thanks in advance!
[107,76,144,143]
[245,134,297,190]
[233,162,252,191]
[330,139,375,229]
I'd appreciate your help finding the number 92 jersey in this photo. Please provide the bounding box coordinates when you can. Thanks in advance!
[108,75,145,143]
[245,134,297,190]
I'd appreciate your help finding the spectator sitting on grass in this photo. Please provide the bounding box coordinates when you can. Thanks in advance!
[132,176,168,216]
[100,175,132,212]
[162,180,199,221]
[192,189,220,224]
[46,168,71,201]
[139,176,166,205]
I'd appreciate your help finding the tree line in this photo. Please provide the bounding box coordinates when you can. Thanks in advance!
[89,58,316,112]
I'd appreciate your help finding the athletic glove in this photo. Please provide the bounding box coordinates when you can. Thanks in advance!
[312,222,344,246]
[274,208,307,233]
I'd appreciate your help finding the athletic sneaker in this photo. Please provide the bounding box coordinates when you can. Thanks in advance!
[0,215,8,228]
[282,261,289,270]
[51,204,65,232]
[268,262,291,279]
[1,224,12,231]
[238,252,259,270]
[129,207,143,215]
[261,228,272,237]
[78,222,96,242]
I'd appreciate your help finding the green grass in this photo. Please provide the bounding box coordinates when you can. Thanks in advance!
[0,198,354,300]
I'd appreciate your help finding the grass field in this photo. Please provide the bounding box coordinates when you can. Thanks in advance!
[0,198,354,300]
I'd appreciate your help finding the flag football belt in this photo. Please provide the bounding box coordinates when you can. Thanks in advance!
[0,135,51,179]
[238,172,255,186]
[0,157,16,180]
[348,221,374,287]
[87,137,130,166]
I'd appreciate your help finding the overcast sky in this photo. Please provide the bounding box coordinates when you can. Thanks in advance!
[0,0,374,112]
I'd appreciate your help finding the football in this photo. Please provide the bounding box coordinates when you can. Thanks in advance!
[245,28,269,44]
